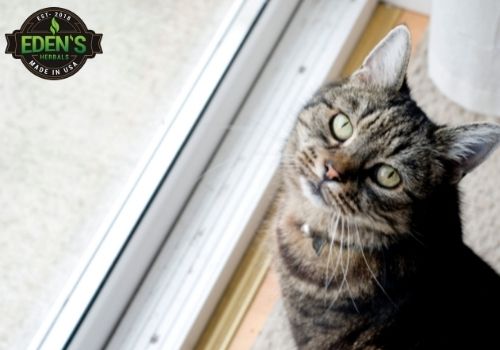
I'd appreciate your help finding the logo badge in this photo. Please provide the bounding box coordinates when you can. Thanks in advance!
[5,7,103,80]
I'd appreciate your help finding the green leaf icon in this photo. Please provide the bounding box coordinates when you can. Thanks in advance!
[50,17,60,35]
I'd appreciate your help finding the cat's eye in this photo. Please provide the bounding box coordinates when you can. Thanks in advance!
[375,164,401,188]
[330,113,353,141]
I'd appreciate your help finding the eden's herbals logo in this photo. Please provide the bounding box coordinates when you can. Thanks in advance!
[5,7,103,80]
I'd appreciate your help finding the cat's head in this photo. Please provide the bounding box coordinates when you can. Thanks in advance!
[283,25,500,242]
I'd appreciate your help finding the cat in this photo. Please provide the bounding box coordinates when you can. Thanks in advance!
[275,25,500,350]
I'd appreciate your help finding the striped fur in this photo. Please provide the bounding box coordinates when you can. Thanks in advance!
[275,26,500,349]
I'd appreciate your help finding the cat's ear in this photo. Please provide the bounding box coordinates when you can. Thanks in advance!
[435,123,500,183]
[350,25,411,91]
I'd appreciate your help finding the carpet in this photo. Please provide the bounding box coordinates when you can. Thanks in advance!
[252,38,500,350]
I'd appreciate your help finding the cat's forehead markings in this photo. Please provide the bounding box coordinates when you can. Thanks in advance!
[317,96,334,109]
[311,102,336,119]
[331,94,370,118]
[347,96,359,111]
[341,94,366,114]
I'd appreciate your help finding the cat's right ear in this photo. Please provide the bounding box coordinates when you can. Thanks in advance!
[435,123,500,183]
[350,25,411,91]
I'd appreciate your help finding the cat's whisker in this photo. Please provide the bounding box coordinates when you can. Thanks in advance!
[333,218,345,285]
[325,217,349,312]
[354,222,396,307]
[323,213,336,305]
[326,213,343,286]
[407,230,425,247]
[337,218,347,286]
[325,220,343,293]
[324,213,339,297]
[344,221,360,313]
[326,264,347,311]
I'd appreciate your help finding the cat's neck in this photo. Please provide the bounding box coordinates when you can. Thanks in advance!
[278,194,417,290]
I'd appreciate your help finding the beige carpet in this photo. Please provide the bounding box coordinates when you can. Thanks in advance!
[252,38,500,350]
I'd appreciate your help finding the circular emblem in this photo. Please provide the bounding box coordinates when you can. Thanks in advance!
[5,7,103,80]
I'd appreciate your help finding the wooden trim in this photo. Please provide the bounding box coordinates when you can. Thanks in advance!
[194,229,271,350]
[227,269,280,350]
[341,3,402,77]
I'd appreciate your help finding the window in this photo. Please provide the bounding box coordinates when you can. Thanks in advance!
[1,1,264,349]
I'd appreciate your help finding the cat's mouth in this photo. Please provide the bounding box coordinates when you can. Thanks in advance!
[308,180,321,195]
[301,177,331,208]
[309,180,327,202]
[302,177,347,214]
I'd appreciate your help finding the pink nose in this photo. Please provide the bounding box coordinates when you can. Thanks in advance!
[324,160,341,181]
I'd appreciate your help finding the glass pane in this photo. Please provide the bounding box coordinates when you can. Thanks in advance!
[0,0,237,348]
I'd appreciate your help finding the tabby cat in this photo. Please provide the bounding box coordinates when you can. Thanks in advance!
[275,25,500,349]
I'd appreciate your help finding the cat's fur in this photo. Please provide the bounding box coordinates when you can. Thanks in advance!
[275,25,500,349]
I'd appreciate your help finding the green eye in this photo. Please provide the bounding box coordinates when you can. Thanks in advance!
[376,164,401,188]
[331,113,353,141]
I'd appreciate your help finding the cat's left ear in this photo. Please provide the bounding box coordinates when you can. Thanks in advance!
[435,123,500,183]
[350,25,411,91]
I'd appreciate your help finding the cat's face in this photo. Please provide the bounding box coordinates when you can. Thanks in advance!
[286,85,439,235]
[282,26,500,239]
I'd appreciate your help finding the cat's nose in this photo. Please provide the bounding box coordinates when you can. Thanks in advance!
[324,160,341,182]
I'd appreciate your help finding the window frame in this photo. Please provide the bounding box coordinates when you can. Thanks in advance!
[28,1,279,348]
